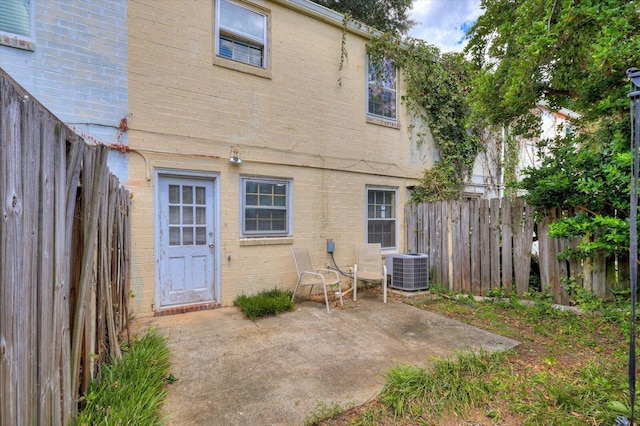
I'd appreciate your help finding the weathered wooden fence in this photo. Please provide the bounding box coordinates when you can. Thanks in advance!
[1,69,131,424]
[405,197,628,305]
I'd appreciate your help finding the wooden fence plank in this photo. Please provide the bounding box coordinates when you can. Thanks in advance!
[418,202,427,255]
[104,176,122,360]
[479,199,490,295]
[405,204,416,253]
[1,76,24,425]
[592,255,606,298]
[543,209,562,301]
[431,202,443,285]
[70,145,109,414]
[22,88,41,426]
[428,203,437,283]
[501,197,513,293]
[38,110,55,423]
[451,200,461,292]
[460,201,470,292]
[490,198,501,290]
[470,199,481,295]
[442,201,451,290]
[58,134,83,424]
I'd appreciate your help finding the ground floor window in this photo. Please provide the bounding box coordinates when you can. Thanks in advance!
[366,186,397,249]
[241,177,291,237]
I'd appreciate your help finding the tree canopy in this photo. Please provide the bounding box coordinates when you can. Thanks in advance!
[466,0,640,134]
[465,0,640,261]
[310,0,415,34]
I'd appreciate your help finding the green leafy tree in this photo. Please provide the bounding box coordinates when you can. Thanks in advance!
[310,0,415,34]
[465,0,640,261]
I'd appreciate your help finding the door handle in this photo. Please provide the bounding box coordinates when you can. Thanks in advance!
[209,243,214,249]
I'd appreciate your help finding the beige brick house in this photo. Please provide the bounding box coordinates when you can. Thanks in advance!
[127,0,436,316]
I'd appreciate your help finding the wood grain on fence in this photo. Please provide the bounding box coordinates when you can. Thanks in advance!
[406,197,534,297]
[1,69,130,424]
[406,196,626,304]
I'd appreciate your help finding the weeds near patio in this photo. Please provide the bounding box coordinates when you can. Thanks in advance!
[379,349,510,419]
[76,329,171,425]
[322,287,638,425]
[234,288,294,321]
[305,401,355,426]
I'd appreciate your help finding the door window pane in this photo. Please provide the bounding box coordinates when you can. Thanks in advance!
[169,206,180,225]
[183,206,193,225]
[196,207,206,225]
[195,227,207,245]
[169,185,180,203]
[182,186,193,204]
[183,228,193,246]
[196,186,206,204]
[167,181,211,247]
[169,227,181,246]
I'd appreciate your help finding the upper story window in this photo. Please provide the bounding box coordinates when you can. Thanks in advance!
[241,177,292,238]
[367,58,397,122]
[215,0,268,69]
[366,186,397,250]
[0,0,35,50]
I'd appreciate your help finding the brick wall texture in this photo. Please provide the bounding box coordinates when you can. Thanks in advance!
[0,0,129,182]
[127,0,436,316]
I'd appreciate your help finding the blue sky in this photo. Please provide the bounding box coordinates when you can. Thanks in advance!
[408,0,482,52]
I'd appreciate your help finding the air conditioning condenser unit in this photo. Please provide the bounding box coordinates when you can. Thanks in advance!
[387,253,429,291]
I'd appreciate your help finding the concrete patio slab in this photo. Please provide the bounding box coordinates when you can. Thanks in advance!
[134,292,520,425]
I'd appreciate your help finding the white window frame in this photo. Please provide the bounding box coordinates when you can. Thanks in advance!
[366,57,397,122]
[366,186,398,250]
[215,0,268,69]
[0,0,35,50]
[241,176,292,238]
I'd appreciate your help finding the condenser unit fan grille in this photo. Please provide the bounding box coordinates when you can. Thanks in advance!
[389,254,429,291]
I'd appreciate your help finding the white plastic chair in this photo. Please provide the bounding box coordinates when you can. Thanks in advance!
[353,243,387,303]
[290,247,343,312]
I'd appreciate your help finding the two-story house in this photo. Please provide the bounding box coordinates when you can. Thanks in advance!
[0,0,129,180]
[126,0,435,316]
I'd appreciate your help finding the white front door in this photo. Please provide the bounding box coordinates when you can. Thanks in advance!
[157,175,216,307]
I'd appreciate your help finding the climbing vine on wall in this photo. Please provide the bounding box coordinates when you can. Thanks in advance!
[366,33,483,202]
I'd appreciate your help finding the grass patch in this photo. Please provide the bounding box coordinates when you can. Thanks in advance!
[304,401,355,426]
[317,289,638,425]
[76,329,171,425]
[379,350,510,419]
[234,288,294,320]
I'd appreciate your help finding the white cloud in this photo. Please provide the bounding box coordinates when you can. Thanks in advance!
[408,0,482,53]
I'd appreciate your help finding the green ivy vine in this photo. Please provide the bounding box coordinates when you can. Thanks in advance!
[366,33,483,202]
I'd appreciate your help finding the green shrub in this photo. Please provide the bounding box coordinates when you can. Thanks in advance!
[76,329,171,425]
[234,288,294,321]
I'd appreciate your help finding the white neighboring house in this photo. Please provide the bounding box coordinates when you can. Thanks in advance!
[465,101,580,199]
[0,0,129,182]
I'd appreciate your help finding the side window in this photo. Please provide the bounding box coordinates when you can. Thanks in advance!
[366,187,397,249]
[367,58,397,121]
[0,0,35,50]
[241,177,292,237]
[215,0,268,68]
